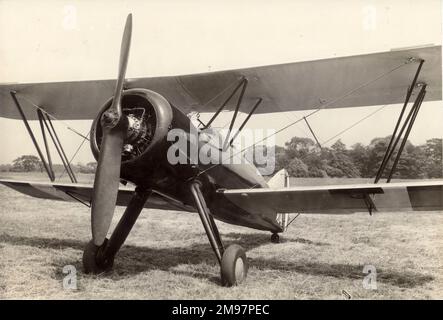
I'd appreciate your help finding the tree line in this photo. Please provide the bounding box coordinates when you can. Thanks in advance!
[269,136,442,179]
[0,156,97,174]
[2,136,442,179]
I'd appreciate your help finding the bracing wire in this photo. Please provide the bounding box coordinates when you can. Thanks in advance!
[58,129,91,181]
[191,59,411,179]
[17,94,90,140]
[321,104,389,146]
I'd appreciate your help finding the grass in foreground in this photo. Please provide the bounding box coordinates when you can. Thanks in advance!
[0,175,442,299]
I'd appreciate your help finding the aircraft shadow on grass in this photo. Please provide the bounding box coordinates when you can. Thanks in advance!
[0,233,433,288]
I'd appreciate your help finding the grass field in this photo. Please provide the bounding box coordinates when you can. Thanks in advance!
[0,173,442,299]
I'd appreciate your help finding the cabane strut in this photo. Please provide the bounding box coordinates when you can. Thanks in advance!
[202,77,263,150]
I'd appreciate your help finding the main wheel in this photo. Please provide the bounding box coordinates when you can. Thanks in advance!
[83,239,114,274]
[271,233,280,243]
[220,244,248,287]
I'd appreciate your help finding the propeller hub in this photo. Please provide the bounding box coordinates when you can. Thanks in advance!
[101,109,123,129]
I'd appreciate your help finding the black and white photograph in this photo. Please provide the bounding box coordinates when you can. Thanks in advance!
[0,0,442,303]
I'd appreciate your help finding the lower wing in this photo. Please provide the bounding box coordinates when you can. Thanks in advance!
[219,180,443,215]
[3,178,442,216]
[0,179,193,212]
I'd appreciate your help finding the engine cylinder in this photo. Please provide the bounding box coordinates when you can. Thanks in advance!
[90,88,173,167]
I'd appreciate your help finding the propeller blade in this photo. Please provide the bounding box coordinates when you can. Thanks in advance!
[91,129,125,245]
[102,13,132,128]
[91,14,133,245]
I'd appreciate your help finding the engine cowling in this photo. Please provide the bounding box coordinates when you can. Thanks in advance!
[90,88,173,167]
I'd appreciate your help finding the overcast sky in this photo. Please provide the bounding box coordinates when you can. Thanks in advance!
[0,0,441,164]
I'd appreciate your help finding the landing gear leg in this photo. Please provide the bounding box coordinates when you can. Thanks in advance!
[83,187,151,274]
[190,181,248,286]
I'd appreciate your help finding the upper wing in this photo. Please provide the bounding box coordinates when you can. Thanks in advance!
[1,46,440,120]
[219,180,443,214]
[0,179,194,212]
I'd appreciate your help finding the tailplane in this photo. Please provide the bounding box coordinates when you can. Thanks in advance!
[268,169,290,189]
[268,169,291,231]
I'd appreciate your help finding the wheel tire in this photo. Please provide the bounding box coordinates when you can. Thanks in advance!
[83,239,114,274]
[220,244,248,287]
[271,233,280,244]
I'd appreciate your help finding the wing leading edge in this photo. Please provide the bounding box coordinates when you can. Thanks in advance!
[0,179,194,212]
[0,46,440,120]
[219,180,443,215]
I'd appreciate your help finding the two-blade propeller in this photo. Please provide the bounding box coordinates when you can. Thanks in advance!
[91,14,132,246]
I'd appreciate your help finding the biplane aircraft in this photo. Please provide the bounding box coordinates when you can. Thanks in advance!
[0,14,442,286]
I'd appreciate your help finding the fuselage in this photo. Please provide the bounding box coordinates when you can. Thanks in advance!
[120,103,282,232]
[90,91,282,233]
